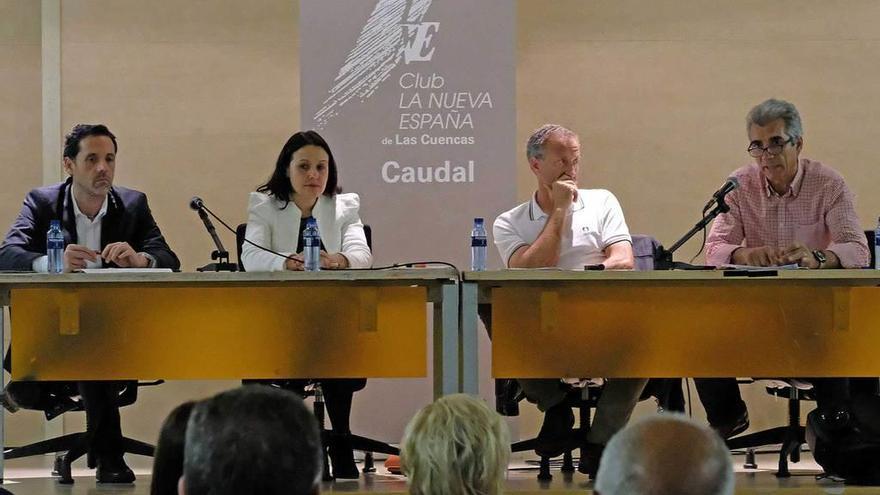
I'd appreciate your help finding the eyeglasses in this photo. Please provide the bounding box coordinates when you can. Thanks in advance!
[747,136,795,158]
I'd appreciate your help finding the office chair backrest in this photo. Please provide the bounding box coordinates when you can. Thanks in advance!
[235,223,373,272]
[867,230,876,269]
[631,234,661,272]
[236,223,247,271]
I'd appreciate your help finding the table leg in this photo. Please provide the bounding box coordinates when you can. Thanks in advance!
[461,283,479,395]
[433,283,459,398]
[1,306,6,483]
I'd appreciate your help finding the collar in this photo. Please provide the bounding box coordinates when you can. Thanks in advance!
[764,159,804,198]
[71,192,109,222]
[528,190,585,221]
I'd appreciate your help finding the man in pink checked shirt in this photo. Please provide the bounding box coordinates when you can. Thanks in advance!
[695,98,872,442]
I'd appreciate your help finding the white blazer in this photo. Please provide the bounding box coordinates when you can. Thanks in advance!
[242,192,373,271]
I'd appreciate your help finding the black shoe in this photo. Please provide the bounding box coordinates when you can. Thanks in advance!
[712,410,749,440]
[817,408,852,433]
[535,403,575,458]
[329,433,359,479]
[578,442,604,479]
[96,457,135,484]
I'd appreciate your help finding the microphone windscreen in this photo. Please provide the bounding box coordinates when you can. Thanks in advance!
[189,197,203,210]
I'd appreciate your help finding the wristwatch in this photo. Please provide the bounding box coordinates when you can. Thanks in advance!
[812,249,827,268]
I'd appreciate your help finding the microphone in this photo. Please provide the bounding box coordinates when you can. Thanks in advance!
[189,196,235,272]
[711,177,739,202]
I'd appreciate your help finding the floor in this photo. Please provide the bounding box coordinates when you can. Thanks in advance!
[0,450,876,494]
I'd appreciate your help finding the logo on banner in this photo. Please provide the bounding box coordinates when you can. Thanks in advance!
[313,0,435,129]
[402,22,439,63]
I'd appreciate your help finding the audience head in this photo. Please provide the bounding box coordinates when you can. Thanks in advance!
[257,130,339,204]
[180,386,322,495]
[525,124,580,188]
[151,401,197,495]
[595,414,734,495]
[401,394,510,495]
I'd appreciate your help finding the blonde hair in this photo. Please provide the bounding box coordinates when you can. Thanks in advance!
[401,394,510,495]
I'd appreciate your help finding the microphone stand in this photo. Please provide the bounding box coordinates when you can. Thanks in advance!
[654,198,729,271]
[195,207,238,272]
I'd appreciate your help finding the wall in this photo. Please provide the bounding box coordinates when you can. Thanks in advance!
[2,0,879,461]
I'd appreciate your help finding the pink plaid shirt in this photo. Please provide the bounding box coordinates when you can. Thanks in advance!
[706,158,869,268]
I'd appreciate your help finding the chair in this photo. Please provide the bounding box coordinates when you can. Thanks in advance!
[235,222,395,479]
[491,234,679,480]
[866,229,876,269]
[723,379,814,477]
[2,380,162,484]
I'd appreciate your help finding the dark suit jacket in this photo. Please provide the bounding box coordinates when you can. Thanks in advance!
[0,178,179,271]
[1,178,179,374]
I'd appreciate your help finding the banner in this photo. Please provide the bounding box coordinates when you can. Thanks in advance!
[300,0,515,267]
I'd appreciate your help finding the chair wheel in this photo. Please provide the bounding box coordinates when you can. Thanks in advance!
[52,454,63,477]
[538,457,552,481]
[561,451,575,472]
[56,456,74,484]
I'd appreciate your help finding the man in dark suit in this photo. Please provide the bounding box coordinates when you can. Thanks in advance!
[0,123,179,483]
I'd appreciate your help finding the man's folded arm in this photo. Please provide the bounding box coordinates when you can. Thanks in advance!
[134,195,180,270]
[0,192,48,271]
[496,211,565,269]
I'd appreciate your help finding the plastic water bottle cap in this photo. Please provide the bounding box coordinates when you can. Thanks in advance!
[474,217,484,225]
[50,219,60,228]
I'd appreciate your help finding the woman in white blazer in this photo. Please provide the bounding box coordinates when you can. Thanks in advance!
[242,130,371,479]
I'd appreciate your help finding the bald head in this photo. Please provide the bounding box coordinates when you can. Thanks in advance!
[595,415,734,495]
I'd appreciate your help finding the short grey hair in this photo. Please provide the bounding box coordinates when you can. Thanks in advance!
[526,124,578,161]
[746,98,803,139]
[595,414,734,495]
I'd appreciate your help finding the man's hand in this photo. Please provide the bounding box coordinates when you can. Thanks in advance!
[101,242,149,268]
[546,174,578,212]
[780,242,819,268]
[731,246,784,267]
[63,244,99,272]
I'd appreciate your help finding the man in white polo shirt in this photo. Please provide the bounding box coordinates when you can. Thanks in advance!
[492,124,647,477]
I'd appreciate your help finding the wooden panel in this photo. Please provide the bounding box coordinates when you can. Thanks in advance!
[11,285,427,380]
[492,284,880,378]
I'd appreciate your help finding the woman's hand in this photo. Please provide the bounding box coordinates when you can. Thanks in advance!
[285,252,349,270]
[285,254,305,271]
[320,251,349,269]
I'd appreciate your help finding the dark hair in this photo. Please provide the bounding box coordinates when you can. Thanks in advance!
[63,124,118,159]
[183,386,322,495]
[256,130,339,205]
[151,401,197,495]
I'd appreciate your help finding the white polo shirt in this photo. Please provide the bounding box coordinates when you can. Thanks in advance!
[493,189,631,269]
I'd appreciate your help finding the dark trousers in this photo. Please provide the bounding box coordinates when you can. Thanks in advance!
[79,381,126,461]
[243,378,366,433]
[694,377,877,426]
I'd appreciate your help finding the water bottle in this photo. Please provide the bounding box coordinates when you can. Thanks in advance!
[303,218,321,272]
[47,220,64,274]
[875,216,880,270]
[470,217,487,271]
